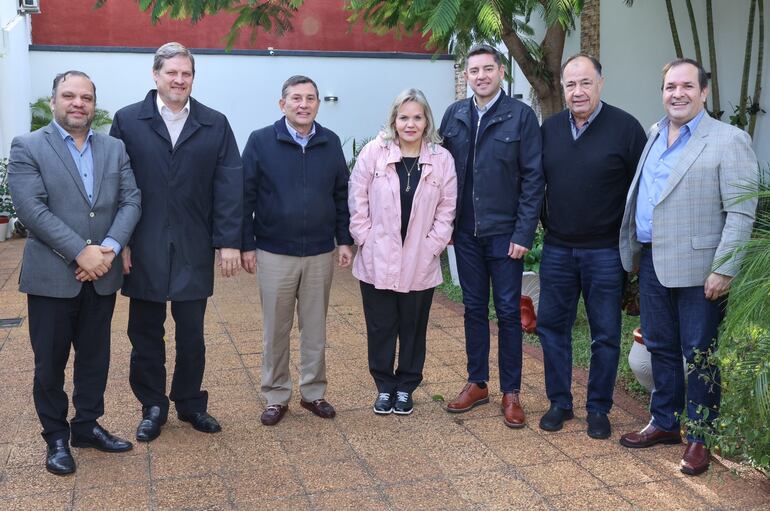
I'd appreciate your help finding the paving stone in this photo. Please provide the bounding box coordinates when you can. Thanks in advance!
[0,238,767,510]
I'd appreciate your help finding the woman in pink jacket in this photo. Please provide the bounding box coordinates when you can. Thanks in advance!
[349,88,457,415]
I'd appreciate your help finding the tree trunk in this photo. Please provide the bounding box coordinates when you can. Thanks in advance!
[539,91,564,121]
[580,0,600,58]
[749,0,764,136]
[685,1,703,64]
[738,0,757,130]
[706,0,722,119]
[665,0,683,58]
[454,62,467,100]
[500,19,566,121]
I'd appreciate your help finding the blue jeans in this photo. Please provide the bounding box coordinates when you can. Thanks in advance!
[453,230,523,392]
[537,243,624,414]
[639,248,725,442]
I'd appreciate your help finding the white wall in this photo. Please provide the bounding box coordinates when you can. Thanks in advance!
[598,0,770,164]
[0,1,32,157]
[28,50,456,158]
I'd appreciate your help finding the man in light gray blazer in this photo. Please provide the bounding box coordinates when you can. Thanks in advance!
[617,59,757,476]
[8,71,141,475]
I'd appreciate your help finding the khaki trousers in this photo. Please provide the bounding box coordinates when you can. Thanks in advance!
[257,249,334,405]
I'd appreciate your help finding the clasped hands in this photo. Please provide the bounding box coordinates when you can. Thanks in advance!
[75,244,116,282]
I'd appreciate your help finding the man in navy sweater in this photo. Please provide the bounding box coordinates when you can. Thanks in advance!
[241,75,353,426]
[537,54,646,439]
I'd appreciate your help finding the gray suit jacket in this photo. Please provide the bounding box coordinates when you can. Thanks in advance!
[8,123,141,298]
[619,113,758,288]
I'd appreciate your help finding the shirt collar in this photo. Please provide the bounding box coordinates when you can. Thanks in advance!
[659,108,706,135]
[473,89,502,115]
[52,119,94,144]
[156,93,190,116]
[569,101,603,130]
[285,118,316,142]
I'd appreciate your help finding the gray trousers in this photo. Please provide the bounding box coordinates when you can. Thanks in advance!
[257,249,334,405]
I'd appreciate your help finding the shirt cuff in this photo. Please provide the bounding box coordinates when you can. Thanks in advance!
[101,237,122,256]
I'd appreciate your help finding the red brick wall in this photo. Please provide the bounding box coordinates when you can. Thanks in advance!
[32,0,431,53]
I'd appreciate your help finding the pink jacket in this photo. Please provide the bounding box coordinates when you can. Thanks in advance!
[349,134,457,292]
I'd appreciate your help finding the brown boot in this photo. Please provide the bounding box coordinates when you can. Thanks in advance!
[502,392,526,428]
[680,442,710,476]
[446,383,489,413]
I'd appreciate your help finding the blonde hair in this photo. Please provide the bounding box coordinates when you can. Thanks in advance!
[381,88,442,145]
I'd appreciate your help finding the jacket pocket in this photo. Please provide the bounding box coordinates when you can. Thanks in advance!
[691,234,721,249]
[493,131,520,160]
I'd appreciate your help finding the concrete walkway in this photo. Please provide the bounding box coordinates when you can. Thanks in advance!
[0,238,768,510]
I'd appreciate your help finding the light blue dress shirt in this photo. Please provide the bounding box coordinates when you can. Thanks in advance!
[635,110,706,243]
[285,119,316,148]
[52,121,121,255]
[569,101,603,140]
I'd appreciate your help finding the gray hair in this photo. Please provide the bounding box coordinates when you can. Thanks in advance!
[153,42,195,75]
[281,75,319,98]
[52,70,96,102]
[382,88,442,145]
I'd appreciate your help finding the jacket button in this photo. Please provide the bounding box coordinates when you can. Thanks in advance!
[86,239,92,244]
[89,212,95,218]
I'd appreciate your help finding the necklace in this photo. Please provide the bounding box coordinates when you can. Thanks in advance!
[401,157,420,192]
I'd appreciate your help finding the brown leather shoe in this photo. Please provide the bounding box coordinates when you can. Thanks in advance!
[619,422,682,448]
[502,392,526,428]
[260,404,288,426]
[681,442,710,476]
[446,383,489,413]
[300,399,336,419]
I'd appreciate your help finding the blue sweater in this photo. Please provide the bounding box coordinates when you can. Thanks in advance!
[241,118,353,256]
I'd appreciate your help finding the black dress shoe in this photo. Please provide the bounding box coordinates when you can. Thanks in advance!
[539,404,574,432]
[177,411,222,433]
[587,412,611,439]
[71,424,133,453]
[46,439,75,476]
[136,406,167,442]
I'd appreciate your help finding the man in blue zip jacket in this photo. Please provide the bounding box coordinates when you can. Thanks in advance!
[241,75,353,426]
[440,44,544,428]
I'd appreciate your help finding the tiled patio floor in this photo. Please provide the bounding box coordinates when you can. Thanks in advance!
[0,238,768,510]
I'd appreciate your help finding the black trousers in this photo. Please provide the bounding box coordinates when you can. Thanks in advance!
[27,284,116,445]
[359,281,435,394]
[127,298,208,418]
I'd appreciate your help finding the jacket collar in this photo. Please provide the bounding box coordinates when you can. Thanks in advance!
[137,90,213,149]
[377,133,439,177]
[273,116,329,148]
[454,90,514,125]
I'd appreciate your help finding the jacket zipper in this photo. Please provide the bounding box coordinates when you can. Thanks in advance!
[472,115,481,237]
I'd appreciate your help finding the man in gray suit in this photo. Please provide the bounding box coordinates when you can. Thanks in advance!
[8,71,141,475]
[618,59,757,476]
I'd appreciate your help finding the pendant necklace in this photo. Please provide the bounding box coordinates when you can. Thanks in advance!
[401,157,420,192]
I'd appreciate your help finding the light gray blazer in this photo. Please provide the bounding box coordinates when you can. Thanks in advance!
[8,123,141,298]
[619,113,758,288]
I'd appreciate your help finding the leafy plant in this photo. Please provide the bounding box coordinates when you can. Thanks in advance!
[346,136,373,172]
[30,97,113,132]
[685,169,770,476]
[523,225,543,272]
[0,158,15,217]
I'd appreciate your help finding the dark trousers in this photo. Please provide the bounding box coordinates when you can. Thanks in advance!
[27,283,116,445]
[639,248,725,442]
[537,243,625,414]
[453,230,523,392]
[360,281,435,394]
[128,297,208,419]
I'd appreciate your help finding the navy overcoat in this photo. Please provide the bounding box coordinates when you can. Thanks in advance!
[110,90,243,302]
